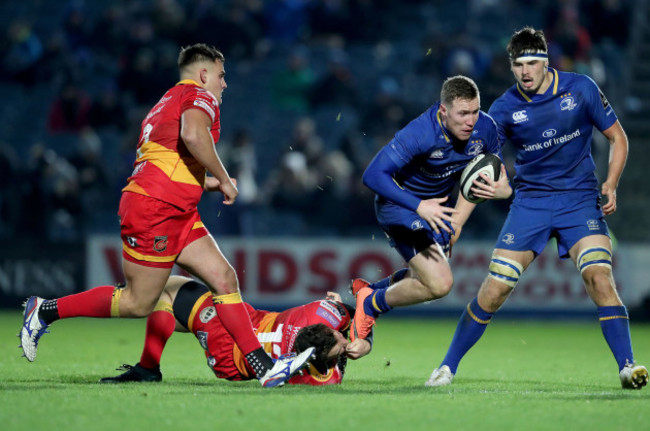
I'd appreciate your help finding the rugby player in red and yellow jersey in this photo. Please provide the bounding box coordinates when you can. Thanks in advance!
[99,276,373,386]
[20,44,313,387]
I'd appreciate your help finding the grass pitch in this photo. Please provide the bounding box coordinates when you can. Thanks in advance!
[1,312,648,431]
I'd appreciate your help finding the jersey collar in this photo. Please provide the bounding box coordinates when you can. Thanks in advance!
[176,79,201,87]
[436,106,451,143]
[516,67,559,102]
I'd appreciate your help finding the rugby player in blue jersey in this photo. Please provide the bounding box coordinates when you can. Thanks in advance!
[350,76,512,346]
[426,27,648,390]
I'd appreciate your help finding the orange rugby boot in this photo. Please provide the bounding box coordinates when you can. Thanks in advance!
[349,278,375,341]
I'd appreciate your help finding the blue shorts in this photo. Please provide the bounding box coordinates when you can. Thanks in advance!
[375,197,453,262]
[495,191,609,259]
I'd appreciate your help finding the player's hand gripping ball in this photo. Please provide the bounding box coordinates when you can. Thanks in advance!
[460,153,502,204]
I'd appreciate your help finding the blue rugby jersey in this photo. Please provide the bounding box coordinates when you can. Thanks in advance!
[376,102,502,204]
[488,68,617,196]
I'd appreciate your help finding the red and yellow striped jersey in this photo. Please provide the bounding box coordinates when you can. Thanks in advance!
[122,79,221,210]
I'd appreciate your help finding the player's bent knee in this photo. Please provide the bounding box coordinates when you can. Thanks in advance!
[576,247,612,274]
[487,255,524,289]
[120,302,156,318]
[117,290,157,317]
[202,266,239,295]
[421,274,453,300]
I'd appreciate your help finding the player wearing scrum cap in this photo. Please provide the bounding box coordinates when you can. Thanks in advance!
[427,27,647,390]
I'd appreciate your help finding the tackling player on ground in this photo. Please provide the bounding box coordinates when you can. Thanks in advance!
[350,76,512,350]
[99,276,372,385]
[427,27,648,390]
[19,43,313,387]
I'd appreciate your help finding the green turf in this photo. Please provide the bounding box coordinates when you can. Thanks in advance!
[1,312,648,431]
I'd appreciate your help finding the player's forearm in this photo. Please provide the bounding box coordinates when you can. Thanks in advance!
[606,129,628,188]
[183,128,232,184]
[452,194,476,229]
[363,151,421,211]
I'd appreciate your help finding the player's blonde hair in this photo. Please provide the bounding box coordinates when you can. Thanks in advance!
[440,75,480,107]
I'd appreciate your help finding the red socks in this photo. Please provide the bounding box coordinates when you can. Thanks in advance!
[57,285,117,319]
[213,297,261,355]
[139,305,176,369]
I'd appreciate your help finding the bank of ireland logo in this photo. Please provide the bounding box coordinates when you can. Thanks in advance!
[501,233,515,245]
[560,93,577,111]
[429,149,444,159]
[411,220,424,231]
[512,110,528,123]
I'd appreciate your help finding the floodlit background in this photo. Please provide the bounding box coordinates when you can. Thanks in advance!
[1,0,648,317]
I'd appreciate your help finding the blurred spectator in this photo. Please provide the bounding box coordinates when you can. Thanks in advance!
[191,2,262,61]
[360,76,412,137]
[62,3,91,53]
[0,0,637,239]
[308,0,349,43]
[583,0,631,47]
[0,144,19,237]
[68,128,112,214]
[151,0,186,41]
[286,117,325,169]
[89,82,127,129]
[310,49,360,109]
[264,0,310,46]
[1,20,43,86]
[221,128,260,236]
[261,151,317,214]
[271,47,315,113]
[309,150,355,234]
[16,145,81,240]
[225,128,259,205]
[477,52,512,109]
[546,6,592,68]
[47,82,92,133]
[119,47,168,106]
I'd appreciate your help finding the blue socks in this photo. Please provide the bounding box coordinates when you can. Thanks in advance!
[369,268,408,290]
[437,302,634,375]
[441,297,493,374]
[598,305,634,371]
[362,269,407,318]
[363,288,391,318]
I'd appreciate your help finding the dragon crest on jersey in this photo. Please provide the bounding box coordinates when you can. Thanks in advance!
[153,235,168,252]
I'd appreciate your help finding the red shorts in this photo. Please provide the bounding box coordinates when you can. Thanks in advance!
[118,192,208,268]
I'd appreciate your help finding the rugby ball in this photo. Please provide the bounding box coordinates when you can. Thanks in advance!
[459,153,502,204]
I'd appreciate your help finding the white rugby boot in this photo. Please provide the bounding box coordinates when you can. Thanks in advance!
[425,365,454,387]
[620,363,648,389]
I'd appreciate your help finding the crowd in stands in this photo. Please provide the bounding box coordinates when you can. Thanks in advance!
[0,0,633,241]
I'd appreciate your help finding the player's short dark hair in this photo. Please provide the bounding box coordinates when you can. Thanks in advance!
[295,323,339,373]
[507,27,548,61]
[440,75,479,107]
[178,43,224,71]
